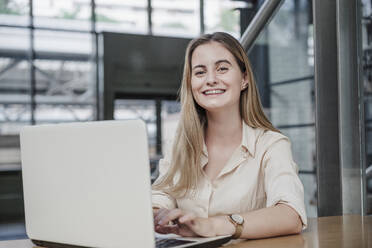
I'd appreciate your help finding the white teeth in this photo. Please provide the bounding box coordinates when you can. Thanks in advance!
[204,89,225,95]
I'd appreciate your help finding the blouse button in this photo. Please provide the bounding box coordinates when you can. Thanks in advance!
[241,147,248,157]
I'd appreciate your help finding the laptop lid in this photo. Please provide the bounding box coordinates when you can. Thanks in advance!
[20,120,155,248]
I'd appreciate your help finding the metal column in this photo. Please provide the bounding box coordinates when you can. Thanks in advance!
[313,0,343,216]
[337,0,366,215]
[314,0,365,216]
[200,0,205,34]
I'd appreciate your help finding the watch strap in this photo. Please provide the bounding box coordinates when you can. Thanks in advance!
[228,215,244,239]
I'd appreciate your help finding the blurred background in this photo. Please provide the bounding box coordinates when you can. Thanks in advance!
[0,0,370,241]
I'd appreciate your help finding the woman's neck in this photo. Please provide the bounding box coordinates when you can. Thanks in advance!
[205,108,242,146]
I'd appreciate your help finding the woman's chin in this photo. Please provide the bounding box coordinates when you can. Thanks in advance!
[202,105,229,113]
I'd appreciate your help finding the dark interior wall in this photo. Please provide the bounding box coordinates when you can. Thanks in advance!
[0,171,24,222]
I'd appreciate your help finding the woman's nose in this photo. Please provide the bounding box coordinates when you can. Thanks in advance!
[205,72,217,86]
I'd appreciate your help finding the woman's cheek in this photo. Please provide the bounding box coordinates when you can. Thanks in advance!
[191,86,202,102]
[192,93,203,107]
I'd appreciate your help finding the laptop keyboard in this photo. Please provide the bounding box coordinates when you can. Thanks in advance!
[156,237,196,248]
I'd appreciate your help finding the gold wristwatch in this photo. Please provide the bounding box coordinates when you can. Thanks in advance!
[228,214,244,239]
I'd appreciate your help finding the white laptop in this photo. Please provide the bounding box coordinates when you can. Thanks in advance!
[20,120,231,248]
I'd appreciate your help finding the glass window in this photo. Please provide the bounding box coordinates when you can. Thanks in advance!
[299,173,317,218]
[33,59,95,124]
[280,126,316,172]
[204,0,240,37]
[270,81,314,127]
[250,0,316,216]
[33,0,91,31]
[0,0,29,26]
[0,26,29,51]
[34,30,95,124]
[0,25,29,231]
[161,100,181,149]
[0,27,30,135]
[114,99,157,159]
[95,0,148,33]
[152,0,199,37]
[362,0,372,215]
[34,29,92,54]
[0,58,31,134]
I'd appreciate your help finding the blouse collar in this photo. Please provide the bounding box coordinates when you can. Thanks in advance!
[201,121,261,169]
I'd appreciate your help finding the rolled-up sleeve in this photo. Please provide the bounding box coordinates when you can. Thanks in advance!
[151,149,177,210]
[263,137,308,229]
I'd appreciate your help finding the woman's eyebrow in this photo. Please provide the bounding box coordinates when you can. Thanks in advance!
[192,64,206,70]
[192,59,232,70]
[215,59,232,66]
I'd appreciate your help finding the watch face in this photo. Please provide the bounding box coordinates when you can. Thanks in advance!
[231,214,244,225]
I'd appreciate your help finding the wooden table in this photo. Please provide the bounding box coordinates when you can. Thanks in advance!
[227,215,372,248]
[0,215,371,248]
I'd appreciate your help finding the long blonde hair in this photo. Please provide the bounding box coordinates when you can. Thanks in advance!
[153,32,279,197]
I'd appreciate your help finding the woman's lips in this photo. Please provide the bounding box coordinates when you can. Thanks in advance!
[203,89,226,95]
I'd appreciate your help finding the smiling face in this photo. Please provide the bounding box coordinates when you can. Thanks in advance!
[190,41,247,113]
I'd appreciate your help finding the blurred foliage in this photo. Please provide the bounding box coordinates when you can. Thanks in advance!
[216,9,239,32]
[95,13,118,23]
[59,5,82,19]
[161,22,187,29]
[0,0,27,15]
[57,3,118,23]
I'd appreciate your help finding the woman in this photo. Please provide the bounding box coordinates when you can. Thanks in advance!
[152,32,307,239]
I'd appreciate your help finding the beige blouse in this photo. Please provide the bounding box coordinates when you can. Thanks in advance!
[152,122,307,229]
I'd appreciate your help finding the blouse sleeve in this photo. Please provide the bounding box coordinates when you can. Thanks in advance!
[151,143,177,210]
[263,137,308,229]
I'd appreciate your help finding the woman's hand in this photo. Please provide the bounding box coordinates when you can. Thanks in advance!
[153,208,216,237]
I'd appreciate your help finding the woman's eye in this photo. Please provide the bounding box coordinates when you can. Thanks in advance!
[195,71,205,76]
[217,67,228,72]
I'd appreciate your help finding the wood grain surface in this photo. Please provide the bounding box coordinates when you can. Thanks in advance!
[0,215,371,248]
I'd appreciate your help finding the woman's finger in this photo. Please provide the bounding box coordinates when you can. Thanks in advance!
[178,212,196,224]
[154,208,165,224]
[183,220,198,231]
[153,207,160,216]
[177,224,198,237]
[155,224,179,235]
[156,222,196,237]
[154,208,170,225]
[158,209,184,226]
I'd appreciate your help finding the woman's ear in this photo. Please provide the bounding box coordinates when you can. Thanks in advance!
[241,79,248,90]
[241,72,248,90]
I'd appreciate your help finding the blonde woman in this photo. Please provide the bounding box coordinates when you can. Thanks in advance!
[152,32,307,239]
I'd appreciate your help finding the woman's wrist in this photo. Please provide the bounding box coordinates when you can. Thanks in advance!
[210,215,236,236]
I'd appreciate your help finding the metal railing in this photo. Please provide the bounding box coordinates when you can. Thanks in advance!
[239,0,284,52]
